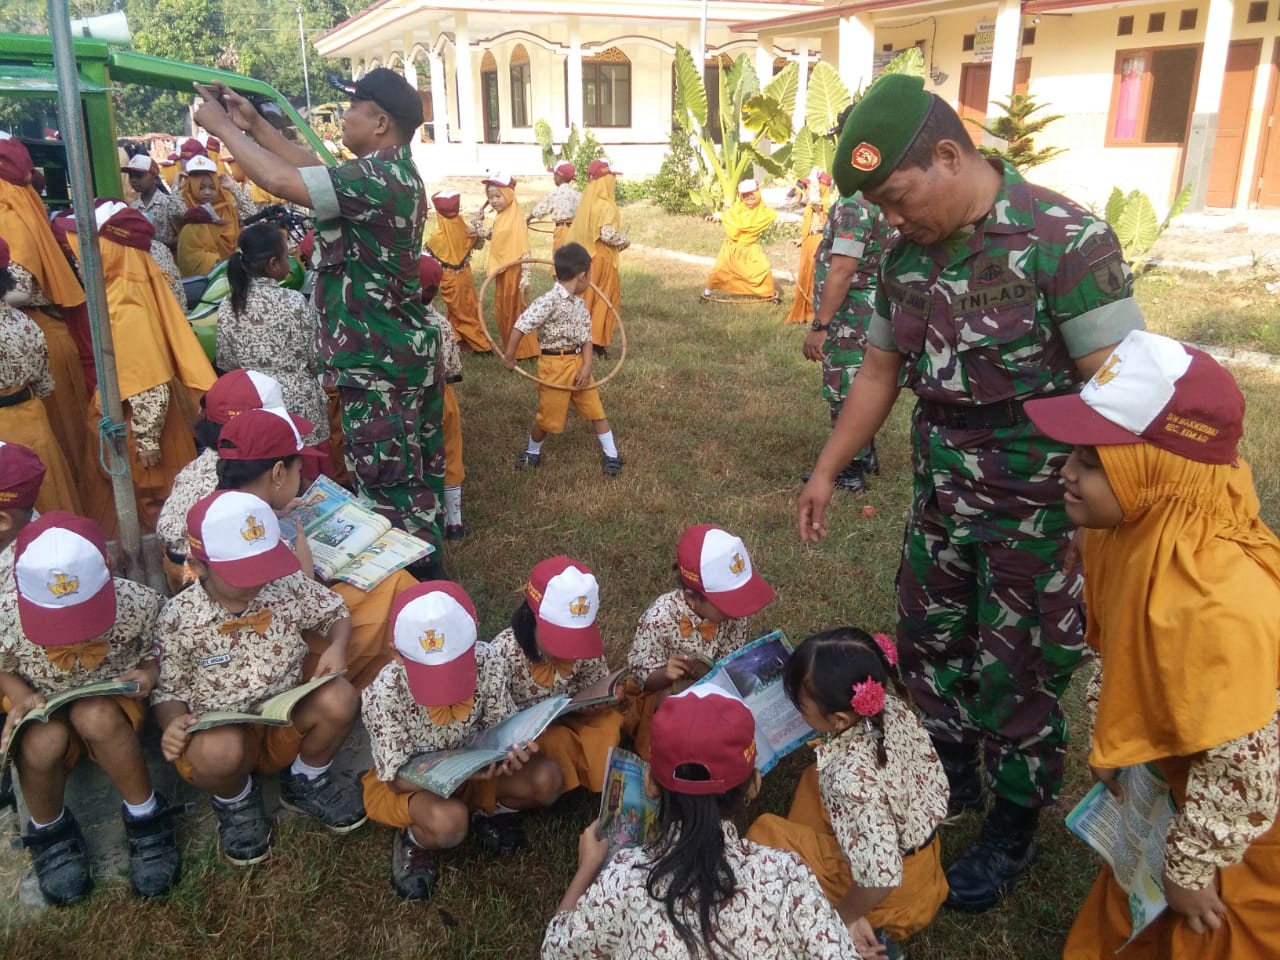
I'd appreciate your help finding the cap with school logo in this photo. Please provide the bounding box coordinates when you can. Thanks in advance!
[186,490,300,588]
[0,440,47,510]
[1025,330,1245,465]
[217,407,322,461]
[482,172,516,189]
[737,179,759,195]
[587,159,619,179]
[391,581,479,706]
[524,556,603,660]
[14,512,117,645]
[204,369,288,425]
[121,154,159,175]
[184,154,218,175]
[833,73,935,197]
[676,525,775,619]
[650,686,758,795]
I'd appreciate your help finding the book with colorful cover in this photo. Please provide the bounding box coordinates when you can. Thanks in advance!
[597,746,659,853]
[279,476,433,587]
[186,672,344,733]
[1,679,140,768]
[694,630,813,775]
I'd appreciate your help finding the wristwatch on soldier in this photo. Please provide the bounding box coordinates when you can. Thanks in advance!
[811,318,830,332]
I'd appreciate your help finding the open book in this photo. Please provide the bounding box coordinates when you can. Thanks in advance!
[397,669,637,798]
[280,476,434,589]
[2,679,140,768]
[695,630,814,775]
[597,747,659,853]
[1066,763,1175,945]
[187,672,344,733]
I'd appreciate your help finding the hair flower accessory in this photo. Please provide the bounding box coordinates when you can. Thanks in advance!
[873,632,898,667]
[850,678,885,717]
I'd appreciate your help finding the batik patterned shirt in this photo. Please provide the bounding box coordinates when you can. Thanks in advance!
[529,183,581,223]
[150,240,186,310]
[0,303,54,398]
[155,448,218,555]
[514,282,590,350]
[131,189,184,249]
[488,626,608,710]
[627,589,749,677]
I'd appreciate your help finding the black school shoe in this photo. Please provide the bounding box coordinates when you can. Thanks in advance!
[123,794,183,898]
[944,798,1039,912]
[516,450,542,470]
[601,454,625,477]
[470,811,527,856]
[444,522,471,542]
[391,828,440,900]
[278,768,368,834]
[212,778,271,866]
[22,810,92,906]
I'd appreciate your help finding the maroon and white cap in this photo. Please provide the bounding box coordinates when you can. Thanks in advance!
[431,190,461,216]
[203,369,311,433]
[186,490,300,588]
[217,407,322,461]
[14,512,117,645]
[650,686,758,795]
[184,155,218,175]
[482,171,516,189]
[587,159,618,179]
[121,154,159,175]
[524,556,603,660]
[391,582,479,707]
[551,160,576,180]
[676,525,775,619]
[0,440,47,510]
[1025,331,1244,465]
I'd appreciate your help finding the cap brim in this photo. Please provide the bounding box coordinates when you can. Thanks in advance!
[1024,394,1142,448]
[403,648,476,707]
[705,574,776,620]
[536,618,604,661]
[19,582,117,647]
[208,540,301,589]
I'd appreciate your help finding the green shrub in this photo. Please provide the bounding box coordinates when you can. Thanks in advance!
[572,129,606,189]
[647,126,703,215]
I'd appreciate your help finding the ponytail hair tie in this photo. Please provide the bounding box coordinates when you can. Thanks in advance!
[873,632,898,667]
[850,678,885,717]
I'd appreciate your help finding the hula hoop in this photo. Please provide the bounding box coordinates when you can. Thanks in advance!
[527,219,558,235]
[700,290,782,305]
[478,256,627,391]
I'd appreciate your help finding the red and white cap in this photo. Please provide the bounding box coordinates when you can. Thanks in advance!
[14,512,117,645]
[93,200,128,230]
[431,190,461,216]
[391,581,479,707]
[1025,331,1244,466]
[738,178,759,194]
[650,686,757,795]
[0,440,47,510]
[217,407,322,461]
[186,490,300,588]
[587,159,618,179]
[121,154,159,175]
[482,171,515,189]
[676,525,774,619]
[551,160,576,180]
[185,155,218,175]
[204,369,292,425]
[524,556,603,660]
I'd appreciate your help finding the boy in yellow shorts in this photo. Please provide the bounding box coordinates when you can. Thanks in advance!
[502,242,624,476]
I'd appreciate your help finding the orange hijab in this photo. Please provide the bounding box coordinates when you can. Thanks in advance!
[485,186,529,278]
[722,195,777,244]
[427,213,473,265]
[566,173,621,251]
[0,158,86,311]
[98,207,217,399]
[180,172,239,259]
[1083,443,1280,769]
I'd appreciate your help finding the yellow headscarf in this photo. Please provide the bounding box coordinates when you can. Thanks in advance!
[426,213,473,266]
[180,172,240,259]
[566,173,621,252]
[0,179,86,310]
[721,194,777,244]
[485,185,529,279]
[1084,443,1280,769]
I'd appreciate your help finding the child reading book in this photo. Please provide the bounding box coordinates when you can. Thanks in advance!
[491,556,624,793]
[626,524,775,757]
[360,582,563,899]
[747,627,949,957]
[215,407,421,690]
[1024,331,1280,959]
[0,513,180,904]
[543,686,859,959]
[152,490,365,866]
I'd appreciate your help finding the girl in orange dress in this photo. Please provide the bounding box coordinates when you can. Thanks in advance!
[480,174,538,360]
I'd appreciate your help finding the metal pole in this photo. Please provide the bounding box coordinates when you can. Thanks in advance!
[47,0,145,583]
[297,2,312,117]
[700,0,709,67]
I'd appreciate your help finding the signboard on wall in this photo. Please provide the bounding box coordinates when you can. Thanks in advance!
[973,20,995,62]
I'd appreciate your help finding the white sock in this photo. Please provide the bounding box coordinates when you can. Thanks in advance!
[527,436,544,455]
[290,756,332,782]
[124,792,158,818]
[444,485,463,525]
[214,779,253,805]
[597,430,618,458]
[30,809,65,831]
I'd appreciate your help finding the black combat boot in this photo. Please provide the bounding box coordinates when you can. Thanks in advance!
[944,797,1039,912]
[834,460,867,492]
[864,440,881,476]
[933,740,984,815]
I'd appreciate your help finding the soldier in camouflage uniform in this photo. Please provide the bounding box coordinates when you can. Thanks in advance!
[798,75,1146,912]
[802,190,895,492]
[194,70,444,553]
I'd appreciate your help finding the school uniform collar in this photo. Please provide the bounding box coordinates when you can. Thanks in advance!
[187,577,273,629]
[674,590,718,637]
[815,720,869,771]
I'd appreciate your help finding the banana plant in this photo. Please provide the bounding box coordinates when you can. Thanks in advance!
[535,119,581,171]
[673,43,787,212]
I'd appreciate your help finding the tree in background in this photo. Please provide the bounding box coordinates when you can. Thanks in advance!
[969,94,1066,171]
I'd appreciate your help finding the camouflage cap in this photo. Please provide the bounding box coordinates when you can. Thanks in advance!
[833,74,934,196]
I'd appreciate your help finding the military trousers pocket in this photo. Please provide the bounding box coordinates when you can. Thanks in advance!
[348,414,412,489]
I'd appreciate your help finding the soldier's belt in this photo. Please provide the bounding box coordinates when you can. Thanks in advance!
[919,397,1031,430]
[541,346,582,356]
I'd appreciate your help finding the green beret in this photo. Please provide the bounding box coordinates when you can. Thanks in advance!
[833,74,934,196]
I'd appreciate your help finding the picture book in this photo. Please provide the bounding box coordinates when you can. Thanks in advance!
[695,629,814,775]
[186,672,344,733]
[280,476,433,588]
[597,747,659,853]
[1,679,140,767]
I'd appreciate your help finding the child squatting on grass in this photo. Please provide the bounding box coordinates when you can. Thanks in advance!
[1025,330,1280,959]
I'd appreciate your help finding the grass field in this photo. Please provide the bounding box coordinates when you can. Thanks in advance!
[4,200,1280,959]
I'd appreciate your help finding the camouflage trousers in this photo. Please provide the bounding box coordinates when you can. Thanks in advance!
[337,381,445,548]
[895,497,1087,808]
[822,335,872,458]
